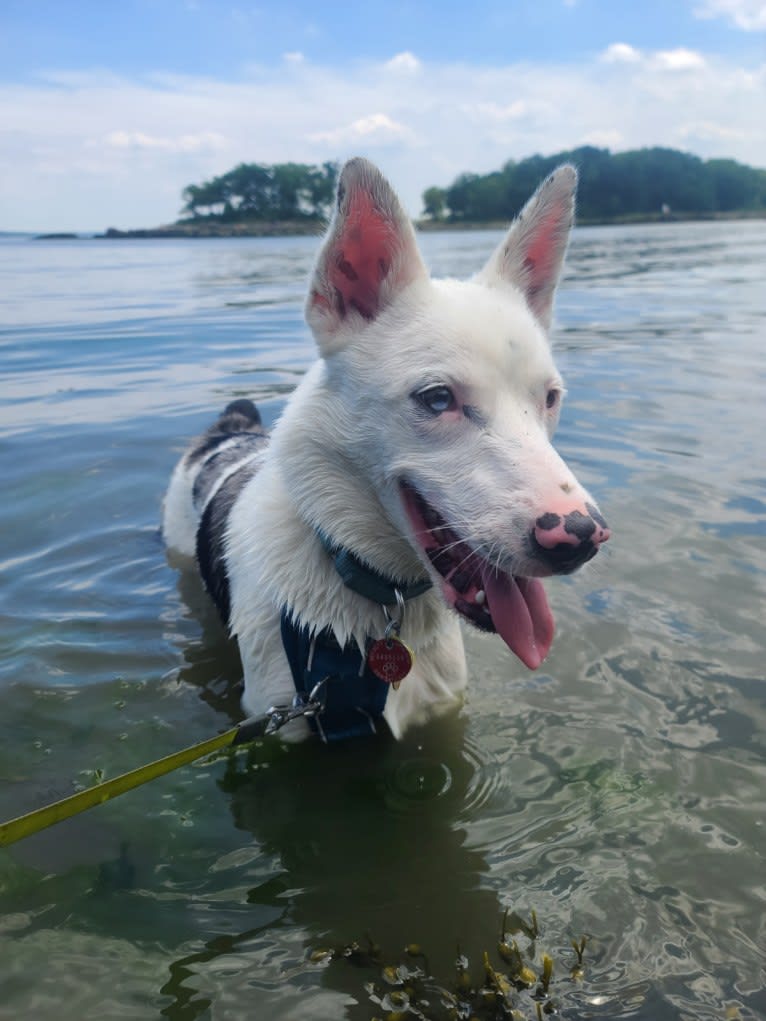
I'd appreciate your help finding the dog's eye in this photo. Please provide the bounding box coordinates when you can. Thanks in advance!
[414,385,456,415]
[546,388,560,410]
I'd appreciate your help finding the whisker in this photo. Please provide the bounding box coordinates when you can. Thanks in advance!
[412,508,532,579]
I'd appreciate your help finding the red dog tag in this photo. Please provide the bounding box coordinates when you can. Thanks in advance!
[367,637,413,685]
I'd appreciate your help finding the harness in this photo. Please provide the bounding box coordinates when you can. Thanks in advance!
[279,533,432,742]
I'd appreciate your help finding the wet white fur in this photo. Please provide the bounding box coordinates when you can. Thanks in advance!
[163,158,598,739]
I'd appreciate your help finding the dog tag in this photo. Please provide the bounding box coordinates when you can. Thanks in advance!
[367,636,414,685]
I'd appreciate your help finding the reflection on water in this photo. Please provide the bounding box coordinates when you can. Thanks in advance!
[0,223,765,1019]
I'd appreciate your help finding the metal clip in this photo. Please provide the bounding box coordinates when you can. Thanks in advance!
[263,676,328,736]
[382,587,406,643]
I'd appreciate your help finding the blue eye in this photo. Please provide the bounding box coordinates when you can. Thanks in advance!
[415,385,456,415]
[546,388,560,410]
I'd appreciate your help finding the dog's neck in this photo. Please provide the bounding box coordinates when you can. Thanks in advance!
[226,455,445,654]
[315,527,432,606]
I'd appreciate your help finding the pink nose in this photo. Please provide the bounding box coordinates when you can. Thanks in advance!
[532,503,610,573]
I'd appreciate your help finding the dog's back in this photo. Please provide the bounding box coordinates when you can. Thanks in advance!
[163,398,267,571]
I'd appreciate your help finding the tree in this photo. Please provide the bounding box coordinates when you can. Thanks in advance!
[422,186,447,221]
[423,148,766,223]
[707,158,766,212]
[180,162,339,222]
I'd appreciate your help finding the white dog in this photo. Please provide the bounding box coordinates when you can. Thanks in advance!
[163,158,609,741]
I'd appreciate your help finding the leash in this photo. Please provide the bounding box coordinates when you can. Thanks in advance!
[1,538,430,846]
[0,686,326,849]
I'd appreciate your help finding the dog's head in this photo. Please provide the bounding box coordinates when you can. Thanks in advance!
[303,158,609,669]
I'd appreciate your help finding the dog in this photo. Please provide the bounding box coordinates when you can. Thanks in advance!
[162,157,610,741]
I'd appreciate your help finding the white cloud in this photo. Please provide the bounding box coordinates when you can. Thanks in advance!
[309,112,413,146]
[650,48,707,71]
[384,52,422,74]
[0,49,764,231]
[600,44,707,72]
[679,120,747,141]
[283,51,305,65]
[694,0,766,30]
[464,100,530,121]
[105,130,226,152]
[600,42,642,64]
[581,129,625,148]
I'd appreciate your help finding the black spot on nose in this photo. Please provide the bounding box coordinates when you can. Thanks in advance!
[536,512,561,532]
[564,510,596,543]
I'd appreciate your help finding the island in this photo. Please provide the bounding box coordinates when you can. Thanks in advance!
[34,149,766,240]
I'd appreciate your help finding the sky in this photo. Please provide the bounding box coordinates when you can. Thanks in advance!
[0,0,764,232]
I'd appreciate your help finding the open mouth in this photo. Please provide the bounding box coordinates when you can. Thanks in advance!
[400,481,554,670]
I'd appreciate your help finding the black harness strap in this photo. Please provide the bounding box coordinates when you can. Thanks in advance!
[280,610,389,742]
[278,533,432,741]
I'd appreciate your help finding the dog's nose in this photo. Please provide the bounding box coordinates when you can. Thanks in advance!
[531,504,610,574]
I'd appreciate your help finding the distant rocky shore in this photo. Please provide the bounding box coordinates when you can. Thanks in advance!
[32,208,765,242]
[35,221,323,240]
[98,220,325,239]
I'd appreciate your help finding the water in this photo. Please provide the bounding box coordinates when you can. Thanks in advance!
[0,223,764,1020]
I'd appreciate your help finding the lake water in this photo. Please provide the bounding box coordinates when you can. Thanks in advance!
[0,222,764,1020]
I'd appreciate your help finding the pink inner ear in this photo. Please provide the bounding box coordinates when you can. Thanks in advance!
[329,191,394,320]
[522,206,563,297]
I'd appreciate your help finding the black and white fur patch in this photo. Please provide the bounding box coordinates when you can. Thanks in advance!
[189,400,269,626]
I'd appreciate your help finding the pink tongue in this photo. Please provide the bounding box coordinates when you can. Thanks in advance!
[481,570,555,669]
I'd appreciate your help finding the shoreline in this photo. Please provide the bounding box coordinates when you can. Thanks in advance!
[31,208,766,241]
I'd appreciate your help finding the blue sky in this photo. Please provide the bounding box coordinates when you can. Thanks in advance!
[1,0,764,230]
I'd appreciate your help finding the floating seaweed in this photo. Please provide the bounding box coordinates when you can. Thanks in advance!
[311,913,589,1019]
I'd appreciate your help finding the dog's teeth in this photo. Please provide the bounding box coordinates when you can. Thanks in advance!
[475,589,486,605]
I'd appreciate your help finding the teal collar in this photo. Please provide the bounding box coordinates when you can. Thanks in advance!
[316,529,432,605]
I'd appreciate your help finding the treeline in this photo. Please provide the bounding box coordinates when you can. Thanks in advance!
[182,161,338,221]
[178,149,766,227]
[423,147,766,223]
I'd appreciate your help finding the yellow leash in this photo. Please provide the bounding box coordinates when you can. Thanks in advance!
[0,725,241,848]
[0,683,328,848]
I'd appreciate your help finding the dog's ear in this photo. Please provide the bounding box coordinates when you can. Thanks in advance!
[306,158,427,354]
[476,164,577,332]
